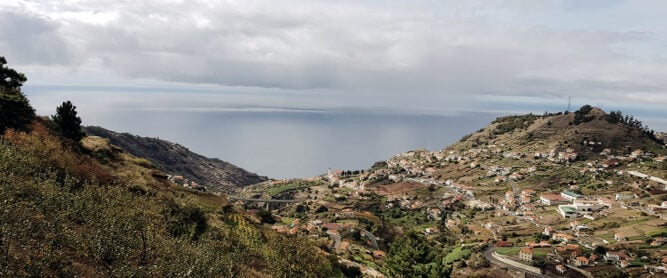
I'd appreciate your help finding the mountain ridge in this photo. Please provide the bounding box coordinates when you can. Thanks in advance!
[83,126,267,192]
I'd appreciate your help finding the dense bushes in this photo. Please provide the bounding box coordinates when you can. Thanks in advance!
[0,128,336,277]
[572,104,595,125]
[384,231,451,277]
[492,114,538,135]
[606,110,662,144]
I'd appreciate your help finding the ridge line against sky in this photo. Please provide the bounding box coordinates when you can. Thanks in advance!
[1,0,666,127]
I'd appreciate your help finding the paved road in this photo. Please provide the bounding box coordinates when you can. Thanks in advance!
[483,248,552,278]
[360,229,379,250]
[227,196,301,203]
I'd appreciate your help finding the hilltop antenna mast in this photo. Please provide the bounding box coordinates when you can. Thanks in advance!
[567,96,571,112]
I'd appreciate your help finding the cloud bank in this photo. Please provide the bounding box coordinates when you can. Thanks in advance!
[1,0,667,112]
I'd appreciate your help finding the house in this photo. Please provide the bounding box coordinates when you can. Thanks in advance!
[372,250,386,259]
[574,256,589,267]
[509,172,524,180]
[556,264,567,274]
[540,194,569,206]
[552,233,575,243]
[425,226,440,235]
[505,190,515,201]
[520,195,531,204]
[589,253,599,262]
[602,158,622,168]
[543,226,555,236]
[605,251,630,262]
[615,193,635,201]
[558,205,578,218]
[561,191,584,202]
[525,241,551,248]
[598,198,615,208]
[651,237,667,246]
[554,244,580,262]
[322,223,344,231]
[648,204,667,212]
[494,241,513,247]
[558,200,604,218]
[519,247,534,262]
[614,233,627,242]
[521,189,535,196]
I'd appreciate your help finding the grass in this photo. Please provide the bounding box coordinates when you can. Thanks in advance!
[630,260,645,267]
[444,247,472,264]
[495,247,522,256]
[598,233,616,243]
[533,251,548,259]
[267,183,309,196]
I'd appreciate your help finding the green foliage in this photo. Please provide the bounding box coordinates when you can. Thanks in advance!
[52,101,85,142]
[0,57,34,134]
[572,104,595,124]
[495,247,521,255]
[0,57,27,90]
[264,235,335,278]
[166,204,208,241]
[257,209,276,224]
[132,157,153,168]
[370,160,388,172]
[606,110,662,143]
[459,133,472,142]
[0,132,339,276]
[384,231,451,278]
[315,205,329,213]
[492,114,538,135]
[443,246,471,264]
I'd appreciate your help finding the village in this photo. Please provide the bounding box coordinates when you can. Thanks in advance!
[231,131,667,277]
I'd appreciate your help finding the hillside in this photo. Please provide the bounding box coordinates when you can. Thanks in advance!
[236,106,667,277]
[449,107,663,157]
[1,58,352,277]
[83,126,267,193]
[0,120,342,277]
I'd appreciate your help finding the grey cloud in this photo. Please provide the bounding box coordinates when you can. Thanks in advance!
[2,0,667,112]
[0,11,73,65]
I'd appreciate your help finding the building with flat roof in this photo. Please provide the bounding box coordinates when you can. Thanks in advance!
[561,191,584,201]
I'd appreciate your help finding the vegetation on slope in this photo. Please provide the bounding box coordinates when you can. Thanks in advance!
[0,57,342,277]
[83,126,267,192]
[1,121,345,277]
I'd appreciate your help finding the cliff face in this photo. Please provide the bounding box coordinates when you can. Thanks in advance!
[83,126,267,192]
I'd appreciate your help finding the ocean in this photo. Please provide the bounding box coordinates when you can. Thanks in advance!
[26,86,666,179]
[79,109,496,178]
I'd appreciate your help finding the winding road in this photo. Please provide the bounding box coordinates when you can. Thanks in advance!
[483,247,552,278]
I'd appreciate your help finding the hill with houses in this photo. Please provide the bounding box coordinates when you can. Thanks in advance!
[235,106,667,277]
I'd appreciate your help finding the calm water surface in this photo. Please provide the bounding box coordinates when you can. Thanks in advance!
[90,110,496,178]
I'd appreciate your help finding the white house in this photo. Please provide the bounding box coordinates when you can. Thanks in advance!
[561,191,584,202]
[540,194,569,206]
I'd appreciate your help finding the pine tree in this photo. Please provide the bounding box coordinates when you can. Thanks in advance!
[0,57,35,134]
[52,101,85,142]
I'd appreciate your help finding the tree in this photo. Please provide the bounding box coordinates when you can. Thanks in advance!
[384,231,450,277]
[52,101,85,142]
[0,56,27,90]
[0,57,35,134]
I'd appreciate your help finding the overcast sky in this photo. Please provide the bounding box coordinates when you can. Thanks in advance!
[2,0,666,122]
